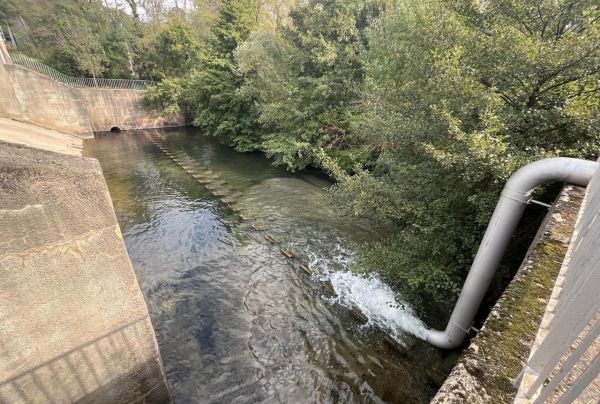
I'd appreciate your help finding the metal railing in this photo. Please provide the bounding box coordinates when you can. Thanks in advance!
[8,53,155,90]
[515,160,600,403]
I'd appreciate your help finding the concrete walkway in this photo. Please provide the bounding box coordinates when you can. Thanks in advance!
[0,117,88,156]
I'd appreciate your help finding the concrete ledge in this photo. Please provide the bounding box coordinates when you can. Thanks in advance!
[0,117,86,156]
[431,185,585,403]
[0,141,170,403]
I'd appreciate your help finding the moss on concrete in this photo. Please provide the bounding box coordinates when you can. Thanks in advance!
[432,186,585,403]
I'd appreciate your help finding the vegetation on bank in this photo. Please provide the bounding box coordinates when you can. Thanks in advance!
[3,0,598,312]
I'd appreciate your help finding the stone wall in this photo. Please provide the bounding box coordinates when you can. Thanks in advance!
[0,138,171,403]
[0,63,183,136]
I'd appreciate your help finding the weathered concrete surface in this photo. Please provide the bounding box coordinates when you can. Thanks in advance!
[0,39,12,64]
[0,117,86,156]
[431,185,585,404]
[0,63,183,136]
[0,141,171,403]
[0,64,93,135]
[80,88,183,133]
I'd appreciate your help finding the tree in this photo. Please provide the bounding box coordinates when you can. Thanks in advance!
[332,0,600,307]
[1,0,142,79]
[236,0,385,171]
[58,21,107,82]
[143,20,200,77]
[184,0,260,148]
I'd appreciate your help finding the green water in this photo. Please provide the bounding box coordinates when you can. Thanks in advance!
[85,128,454,403]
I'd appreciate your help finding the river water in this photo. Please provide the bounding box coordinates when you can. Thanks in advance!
[85,128,455,403]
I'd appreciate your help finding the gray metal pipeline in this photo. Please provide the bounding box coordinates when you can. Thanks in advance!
[426,157,599,349]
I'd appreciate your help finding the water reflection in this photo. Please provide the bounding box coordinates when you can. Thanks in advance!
[85,128,454,403]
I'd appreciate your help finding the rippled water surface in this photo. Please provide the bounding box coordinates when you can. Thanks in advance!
[85,128,454,403]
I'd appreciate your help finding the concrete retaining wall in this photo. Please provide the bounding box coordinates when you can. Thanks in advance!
[0,139,171,402]
[0,64,92,135]
[80,88,180,133]
[0,63,183,136]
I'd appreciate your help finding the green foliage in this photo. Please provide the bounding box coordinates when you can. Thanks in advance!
[0,0,141,78]
[332,0,600,305]
[235,0,384,172]
[142,76,186,118]
[139,20,200,78]
[184,0,261,147]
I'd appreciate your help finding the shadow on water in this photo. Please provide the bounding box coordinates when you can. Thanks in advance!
[85,128,457,403]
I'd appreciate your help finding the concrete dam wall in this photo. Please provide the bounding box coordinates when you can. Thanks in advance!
[0,63,183,136]
[0,120,171,401]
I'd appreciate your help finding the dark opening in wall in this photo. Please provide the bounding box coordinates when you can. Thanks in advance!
[110,126,121,133]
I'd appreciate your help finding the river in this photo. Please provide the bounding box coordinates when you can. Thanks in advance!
[85,128,455,403]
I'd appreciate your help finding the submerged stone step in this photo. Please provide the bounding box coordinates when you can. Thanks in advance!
[351,306,369,323]
[221,196,238,204]
[212,188,232,197]
[251,223,268,231]
[206,181,225,190]
[298,263,312,275]
[322,280,337,296]
[383,335,408,356]
[281,248,295,259]
[195,177,213,184]
[264,234,279,244]
[228,203,242,212]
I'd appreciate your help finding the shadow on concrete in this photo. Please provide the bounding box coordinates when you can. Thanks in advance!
[0,316,170,403]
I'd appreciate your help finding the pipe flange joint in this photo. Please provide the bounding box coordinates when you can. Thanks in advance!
[501,186,531,204]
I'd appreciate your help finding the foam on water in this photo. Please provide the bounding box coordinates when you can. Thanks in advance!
[303,241,429,343]
[328,271,429,342]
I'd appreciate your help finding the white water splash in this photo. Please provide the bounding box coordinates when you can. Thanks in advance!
[328,271,429,342]
[303,241,429,343]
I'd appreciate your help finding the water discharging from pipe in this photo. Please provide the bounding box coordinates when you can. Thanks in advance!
[302,241,429,343]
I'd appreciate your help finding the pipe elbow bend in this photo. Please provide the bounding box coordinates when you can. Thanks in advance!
[426,329,463,350]
[506,157,599,196]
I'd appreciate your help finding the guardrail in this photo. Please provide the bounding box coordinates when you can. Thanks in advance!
[515,160,600,403]
[9,53,155,90]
